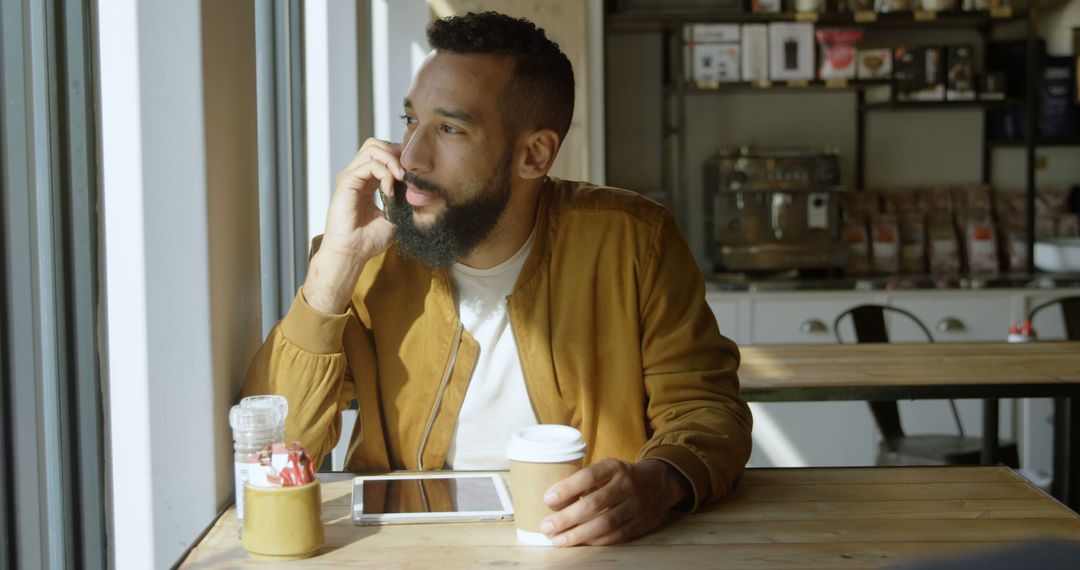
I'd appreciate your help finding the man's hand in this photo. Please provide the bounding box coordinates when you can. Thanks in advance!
[303,138,403,314]
[539,458,691,547]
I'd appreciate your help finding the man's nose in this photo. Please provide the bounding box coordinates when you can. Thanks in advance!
[399,128,433,173]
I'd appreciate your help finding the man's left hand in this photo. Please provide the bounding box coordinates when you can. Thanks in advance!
[539,458,690,546]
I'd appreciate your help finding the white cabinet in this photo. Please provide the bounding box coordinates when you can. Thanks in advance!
[887,293,1010,343]
[750,295,886,345]
[707,299,744,345]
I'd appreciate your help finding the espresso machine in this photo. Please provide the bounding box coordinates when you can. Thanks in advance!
[704,146,848,274]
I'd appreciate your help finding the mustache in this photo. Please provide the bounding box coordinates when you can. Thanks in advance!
[396,171,448,199]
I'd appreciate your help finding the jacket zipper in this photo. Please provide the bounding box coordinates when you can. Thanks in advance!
[416,321,464,470]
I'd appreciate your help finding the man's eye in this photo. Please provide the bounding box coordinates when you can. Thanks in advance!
[440,124,461,135]
[400,115,417,126]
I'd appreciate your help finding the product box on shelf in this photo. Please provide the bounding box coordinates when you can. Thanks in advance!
[914,47,946,101]
[857,49,892,80]
[893,47,917,101]
[817,28,863,80]
[693,43,742,86]
[752,0,782,13]
[689,23,740,44]
[946,45,977,101]
[989,57,1079,141]
[742,24,769,82]
[769,22,815,81]
[896,47,945,101]
[686,24,742,87]
[1040,59,1078,140]
[877,0,912,12]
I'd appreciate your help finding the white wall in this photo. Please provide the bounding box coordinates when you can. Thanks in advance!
[98,0,262,566]
[1041,0,1080,56]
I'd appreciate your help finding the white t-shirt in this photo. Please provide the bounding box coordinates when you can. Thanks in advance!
[444,232,539,470]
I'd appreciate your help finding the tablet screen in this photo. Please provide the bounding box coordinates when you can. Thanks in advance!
[361,476,506,514]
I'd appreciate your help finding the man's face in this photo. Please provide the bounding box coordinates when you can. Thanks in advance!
[391,51,517,268]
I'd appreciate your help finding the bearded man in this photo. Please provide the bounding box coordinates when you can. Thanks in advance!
[242,11,751,546]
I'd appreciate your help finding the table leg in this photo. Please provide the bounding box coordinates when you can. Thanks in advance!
[1053,397,1079,512]
[981,398,999,465]
[1052,398,1065,500]
[1070,397,1080,512]
[1049,397,1075,511]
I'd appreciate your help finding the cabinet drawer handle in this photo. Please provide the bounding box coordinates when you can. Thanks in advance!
[936,317,966,333]
[800,319,827,334]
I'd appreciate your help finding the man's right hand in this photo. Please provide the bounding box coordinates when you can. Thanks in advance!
[302,138,403,315]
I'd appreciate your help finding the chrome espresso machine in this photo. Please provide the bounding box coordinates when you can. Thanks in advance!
[704,147,848,274]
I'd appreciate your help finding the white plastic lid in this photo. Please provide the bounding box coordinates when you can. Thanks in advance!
[240,395,288,427]
[228,405,277,434]
[506,425,586,463]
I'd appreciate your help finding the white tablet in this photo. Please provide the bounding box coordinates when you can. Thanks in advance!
[351,472,514,525]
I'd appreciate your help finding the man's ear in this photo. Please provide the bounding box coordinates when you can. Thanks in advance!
[516,128,561,180]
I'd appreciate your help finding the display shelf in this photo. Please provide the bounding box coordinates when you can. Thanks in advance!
[987,139,1080,148]
[672,79,890,94]
[608,1,1043,274]
[860,99,1021,111]
[606,9,1024,33]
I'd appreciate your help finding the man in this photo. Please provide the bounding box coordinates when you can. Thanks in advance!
[243,11,751,546]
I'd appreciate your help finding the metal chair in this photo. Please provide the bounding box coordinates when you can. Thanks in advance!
[834,304,1019,467]
[1026,296,1080,500]
[1027,296,1080,341]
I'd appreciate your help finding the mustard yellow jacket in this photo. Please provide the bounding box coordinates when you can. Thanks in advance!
[242,178,752,510]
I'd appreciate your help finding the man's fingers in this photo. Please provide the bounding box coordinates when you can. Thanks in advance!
[540,479,623,537]
[362,146,405,180]
[342,138,387,171]
[544,459,620,510]
[339,160,394,195]
[340,139,403,181]
[551,500,637,547]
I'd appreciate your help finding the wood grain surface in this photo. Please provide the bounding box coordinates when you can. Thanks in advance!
[180,466,1080,569]
[738,341,1080,397]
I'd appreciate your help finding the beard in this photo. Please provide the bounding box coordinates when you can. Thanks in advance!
[389,152,513,268]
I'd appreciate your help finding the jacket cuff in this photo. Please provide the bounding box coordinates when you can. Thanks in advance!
[640,444,710,512]
[280,288,349,355]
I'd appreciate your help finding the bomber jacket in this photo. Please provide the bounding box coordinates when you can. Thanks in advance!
[242,178,753,510]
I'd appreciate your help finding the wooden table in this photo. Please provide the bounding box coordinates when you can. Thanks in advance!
[738,341,1080,510]
[180,467,1080,568]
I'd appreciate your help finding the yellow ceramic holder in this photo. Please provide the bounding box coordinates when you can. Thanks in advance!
[242,479,325,560]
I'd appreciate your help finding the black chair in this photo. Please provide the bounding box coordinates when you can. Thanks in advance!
[1027,296,1080,341]
[833,304,1020,467]
[1026,296,1080,500]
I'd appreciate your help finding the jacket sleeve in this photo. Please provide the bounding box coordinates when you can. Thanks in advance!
[635,212,753,511]
[240,289,360,468]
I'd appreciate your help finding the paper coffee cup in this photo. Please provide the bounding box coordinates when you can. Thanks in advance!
[506,425,586,546]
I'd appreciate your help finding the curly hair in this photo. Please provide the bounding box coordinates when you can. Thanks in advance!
[426,11,575,142]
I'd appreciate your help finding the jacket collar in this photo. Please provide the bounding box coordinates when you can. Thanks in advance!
[514,176,553,293]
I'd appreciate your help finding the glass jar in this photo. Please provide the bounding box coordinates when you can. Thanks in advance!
[240,394,288,443]
[229,405,277,534]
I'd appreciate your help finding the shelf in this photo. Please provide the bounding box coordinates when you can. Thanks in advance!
[987,139,1080,148]
[606,9,1024,33]
[860,99,1021,111]
[674,79,889,93]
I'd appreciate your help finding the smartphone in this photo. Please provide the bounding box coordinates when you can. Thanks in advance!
[351,472,514,525]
